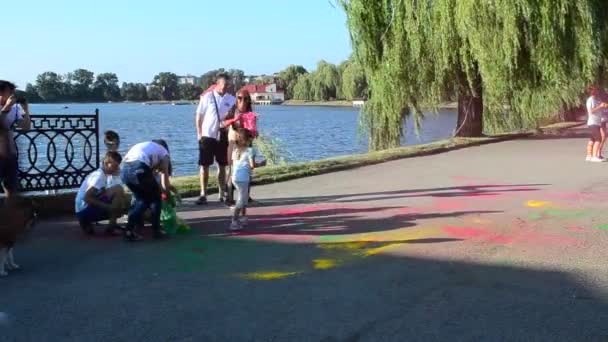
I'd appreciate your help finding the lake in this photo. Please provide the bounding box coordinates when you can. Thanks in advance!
[29,103,457,176]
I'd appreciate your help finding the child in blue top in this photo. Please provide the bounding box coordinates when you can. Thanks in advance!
[230,128,264,231]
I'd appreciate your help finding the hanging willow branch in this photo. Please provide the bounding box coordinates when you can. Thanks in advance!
[340,0,608,150]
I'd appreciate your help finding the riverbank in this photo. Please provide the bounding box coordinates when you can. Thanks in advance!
[171,121,583,198]
[282,100,459,110]
[23,120,583,217]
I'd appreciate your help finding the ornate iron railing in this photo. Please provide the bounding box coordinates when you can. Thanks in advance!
[7,110,100,192]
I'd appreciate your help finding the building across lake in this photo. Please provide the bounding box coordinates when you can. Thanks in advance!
[241,83,285,105]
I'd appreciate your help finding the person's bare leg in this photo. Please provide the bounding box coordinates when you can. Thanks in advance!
[217,165,226,200]
[200,166,209,197]
[600,127,606,158]
[593,141,601,158]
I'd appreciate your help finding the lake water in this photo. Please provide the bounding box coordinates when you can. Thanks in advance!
[29,103,457,176]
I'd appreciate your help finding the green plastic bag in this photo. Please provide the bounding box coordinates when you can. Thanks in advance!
[160,192,192,235]
[160,193,178,235]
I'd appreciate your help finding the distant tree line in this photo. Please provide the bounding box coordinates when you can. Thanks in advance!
[22,59,368,103]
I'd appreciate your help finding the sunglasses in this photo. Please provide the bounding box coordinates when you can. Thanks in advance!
[237,96,250,101]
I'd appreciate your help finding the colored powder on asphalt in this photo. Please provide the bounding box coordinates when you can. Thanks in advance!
[526,200,551,208]
[239,271,300,280]
[313,259,337,270]
[443,226,515,244]
[363,243,405,256]
[595,224,608,230]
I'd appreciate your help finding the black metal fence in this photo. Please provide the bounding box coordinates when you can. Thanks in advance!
[8,110,100,192]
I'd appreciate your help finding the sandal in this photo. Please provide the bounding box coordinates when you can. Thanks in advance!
[124,229,143,242]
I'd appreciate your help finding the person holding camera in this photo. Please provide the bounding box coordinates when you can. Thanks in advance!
[0,81,31,199]
[194,73,236,205]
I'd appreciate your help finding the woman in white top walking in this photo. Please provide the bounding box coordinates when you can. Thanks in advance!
[585,85,608,162]
[120,139,173,241]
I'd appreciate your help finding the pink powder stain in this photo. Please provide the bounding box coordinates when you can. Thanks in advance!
[567,226,587,232]
[432,199,466,211]
[276,205,343,216]
[443,226,515,244]
[443,226,582,247]
[233,233,316,244]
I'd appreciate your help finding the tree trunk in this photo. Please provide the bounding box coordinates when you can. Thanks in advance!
[454,89,483,137]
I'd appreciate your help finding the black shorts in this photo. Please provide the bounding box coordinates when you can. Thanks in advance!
[0,154,18,192]
[199,137,228,167]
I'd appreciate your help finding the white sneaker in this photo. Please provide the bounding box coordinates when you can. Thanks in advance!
[229,221,242,231]
[239,217,248,227]
[586,156,593,162]
[590,157,606,163]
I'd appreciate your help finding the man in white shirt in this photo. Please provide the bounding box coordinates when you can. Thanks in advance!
[0,81,31,199]
[194,73,236,205]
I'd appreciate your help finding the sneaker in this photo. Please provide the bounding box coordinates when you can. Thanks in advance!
[590,157,606,163]
[586,156,593,162]
[229,221,242,231]
[239,216,249,227]
[195,196,208,205]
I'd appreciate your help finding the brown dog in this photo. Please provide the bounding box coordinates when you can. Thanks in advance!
[0,198,37,276]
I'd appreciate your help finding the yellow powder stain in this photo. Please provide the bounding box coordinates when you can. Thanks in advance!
[239,271,300,280]
[526,200,551,208]
[363,243,405,256]
[318,241,368,250]
[313,259,338,270]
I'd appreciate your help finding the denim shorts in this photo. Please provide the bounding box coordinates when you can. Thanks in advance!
[76,195,111,224]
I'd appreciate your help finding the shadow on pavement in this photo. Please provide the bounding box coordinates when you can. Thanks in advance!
[231,183,546,208]
[1,229,607,341]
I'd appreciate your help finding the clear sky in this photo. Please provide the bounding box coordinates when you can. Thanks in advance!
[3,0,351,88]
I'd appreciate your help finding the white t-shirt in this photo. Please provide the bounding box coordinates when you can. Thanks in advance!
[75,169,107,213]
[106,174,122,188]
[123,141,169,168]
[3,105,24,154]
[196,90,236,140]
[232,147,256,183]
[587,96,603,126]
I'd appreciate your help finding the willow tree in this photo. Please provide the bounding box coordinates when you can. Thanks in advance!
[340,0,608,150]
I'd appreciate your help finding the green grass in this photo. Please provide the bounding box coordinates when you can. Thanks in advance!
[172,121,583,198]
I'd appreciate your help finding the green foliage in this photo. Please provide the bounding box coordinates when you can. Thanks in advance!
[177,83,201,100]
[152,72,179,101]
[292,60,344,101]
[147,85,163,101]
[341,59,367,100]
[277,65,308,99]
[121,82,148,102]
[341,0,608,150]
[24,83,42,103]
[35,72,66,102]
[67,69,95,100]
[254,134,290,165]
[93,73,120,101]
[292,73,313,100]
